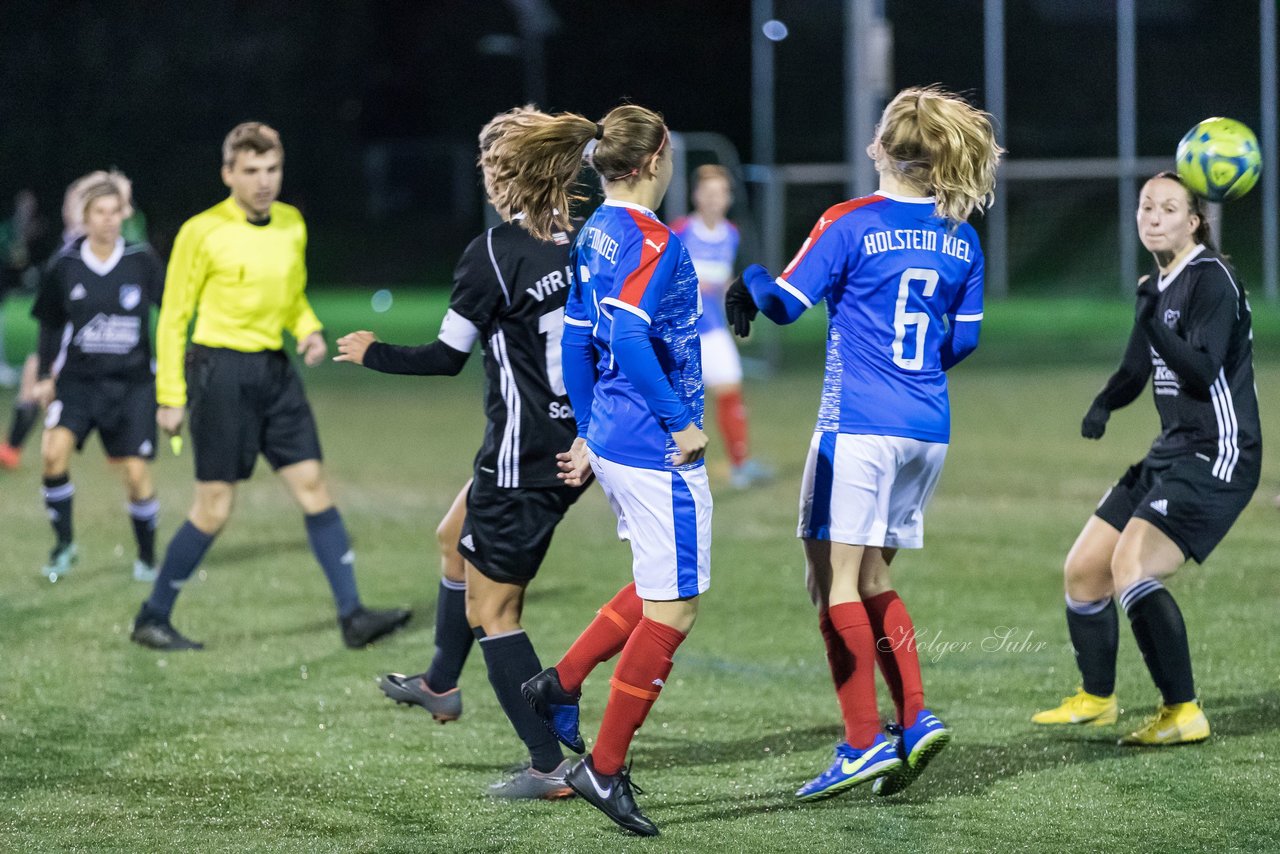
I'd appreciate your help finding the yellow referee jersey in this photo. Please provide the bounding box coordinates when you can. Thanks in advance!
[155,196,323,407]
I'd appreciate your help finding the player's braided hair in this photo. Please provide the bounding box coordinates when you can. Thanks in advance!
[485,103,667,241]
[1148,170,1218,251]
[875,86,1003,225]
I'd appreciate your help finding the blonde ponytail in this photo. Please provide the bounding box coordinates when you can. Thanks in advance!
[876,86,1003,224]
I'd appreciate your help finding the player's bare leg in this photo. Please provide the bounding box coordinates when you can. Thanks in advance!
[278,459,410,648]
[38,426,78,579]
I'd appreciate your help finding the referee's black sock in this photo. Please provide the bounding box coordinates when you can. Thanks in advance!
[1065,594,1118,697]
[304,507,361,619]
[425,578,473,694]
[479,629,565,773]
[9,400,38,448]
[1120,578,1196,705]
[146,520,216,618]
[42,475,75,547]
[128,495,160,566]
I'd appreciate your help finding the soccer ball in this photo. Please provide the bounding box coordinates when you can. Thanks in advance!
[1175,117,1262,202]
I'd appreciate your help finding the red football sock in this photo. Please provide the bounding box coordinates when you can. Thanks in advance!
[556,582,643,693]
[716,389,750,468]
[864,590,925,726]
[826,602,882,749]
[591,617,686,776]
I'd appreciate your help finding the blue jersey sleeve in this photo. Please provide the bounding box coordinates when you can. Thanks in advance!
[600,211,681,324]
[941,237,984,369]
[611,310,693,433]
[776,202,867,308]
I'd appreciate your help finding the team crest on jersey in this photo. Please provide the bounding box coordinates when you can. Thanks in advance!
[1163,308,1180,329]
[119,284,142,310]
[70,283,87,301]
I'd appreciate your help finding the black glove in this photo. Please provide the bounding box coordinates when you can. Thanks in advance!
[1081,401,1110,440]
[724,275,759,338]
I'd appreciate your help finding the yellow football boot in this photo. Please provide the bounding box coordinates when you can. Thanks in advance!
[1031,688,1119,726]
[1118,701,1209,746]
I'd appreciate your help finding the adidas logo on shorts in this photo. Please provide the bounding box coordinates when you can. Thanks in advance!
[460,534,475,552]
[1149,499,1169,516]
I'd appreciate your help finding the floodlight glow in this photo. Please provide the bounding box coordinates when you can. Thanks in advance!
[371,289,394,313]
[763,19,788,41]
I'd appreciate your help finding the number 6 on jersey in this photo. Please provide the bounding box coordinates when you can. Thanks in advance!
[892,267,939,371]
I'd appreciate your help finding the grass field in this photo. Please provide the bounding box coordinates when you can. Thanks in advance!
[2,293,1279,852]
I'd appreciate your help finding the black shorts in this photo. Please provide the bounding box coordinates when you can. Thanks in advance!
[48,375,156,459]
[458,474,587,584]
[186,345,322,483]
[1095,454,1258,563]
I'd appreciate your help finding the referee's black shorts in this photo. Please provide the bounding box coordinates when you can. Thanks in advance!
[186,345,322,483]
[459,474,587,585]
[47,375,157,459]
[1095,453,1258,563]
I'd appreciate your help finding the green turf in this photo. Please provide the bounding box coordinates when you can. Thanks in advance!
[2,294,1279,852]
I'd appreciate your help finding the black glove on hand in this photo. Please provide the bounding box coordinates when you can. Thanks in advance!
[1081,401,1110,440]
[724,275,759,338]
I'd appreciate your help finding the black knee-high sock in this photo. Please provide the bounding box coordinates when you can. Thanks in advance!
[128,496,160,566]
[1065,595,1119,696]
[9,401,38,448]
[425,578,473,693]
[479,630,565,773]
[1121,579,1196,705]
[304,507,361,619]
[42,475,74,547]
[146,521,216,618]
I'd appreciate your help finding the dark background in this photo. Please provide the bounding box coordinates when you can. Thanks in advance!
[0,0,1266,287]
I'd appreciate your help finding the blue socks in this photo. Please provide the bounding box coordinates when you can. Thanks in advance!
[146,520,215,617]
[305,507,361,619]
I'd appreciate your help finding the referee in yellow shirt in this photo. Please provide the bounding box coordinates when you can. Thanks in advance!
[131,122,410,651]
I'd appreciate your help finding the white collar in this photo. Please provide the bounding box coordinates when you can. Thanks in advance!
[509,208,560,222]
[80,238,125,277]
[603,198,657,217]
[874,191,936,204]
[1157,243,1206,292]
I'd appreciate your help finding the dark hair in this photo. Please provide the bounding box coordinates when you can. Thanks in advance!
[1147,171,1217,251]
[222,121,283,167]
[483,104,667,241]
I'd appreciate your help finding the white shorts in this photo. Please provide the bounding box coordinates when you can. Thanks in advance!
[588,449,713,600]
[797,432,947,549]
[699,326,743,388]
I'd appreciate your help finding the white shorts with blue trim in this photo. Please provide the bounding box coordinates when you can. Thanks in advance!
[699,326,743,388]
[797,431,947,549]
[588,449,712,600]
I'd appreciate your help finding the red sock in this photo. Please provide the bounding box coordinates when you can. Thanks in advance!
[591,617,686,776]
[863,590,924,726]
[826,602,882,749]
[716,389,750,468]
[556,582,643,693]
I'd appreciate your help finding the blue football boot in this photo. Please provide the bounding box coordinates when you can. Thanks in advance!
[795,734,902,801]
[873,709,952,796]
[521,667,585,753]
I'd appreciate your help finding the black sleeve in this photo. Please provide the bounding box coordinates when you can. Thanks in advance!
[359,234,500,377]
[363,340,470,376]
[1092,321,1152,411]
[31,260,66,378]
[1139,268,1235,400]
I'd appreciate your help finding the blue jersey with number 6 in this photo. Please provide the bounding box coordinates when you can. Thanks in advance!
[776,192,984,443]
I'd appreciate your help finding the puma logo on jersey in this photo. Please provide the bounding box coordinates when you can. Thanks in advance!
[644,238,666,253]
[526,267,569,302]
[817,216,833,231]
[1149,499,1168,516]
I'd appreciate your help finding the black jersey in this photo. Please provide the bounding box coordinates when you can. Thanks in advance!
[451,218,579,487]
[33,238,164,382]
[1096,246,1260,484]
